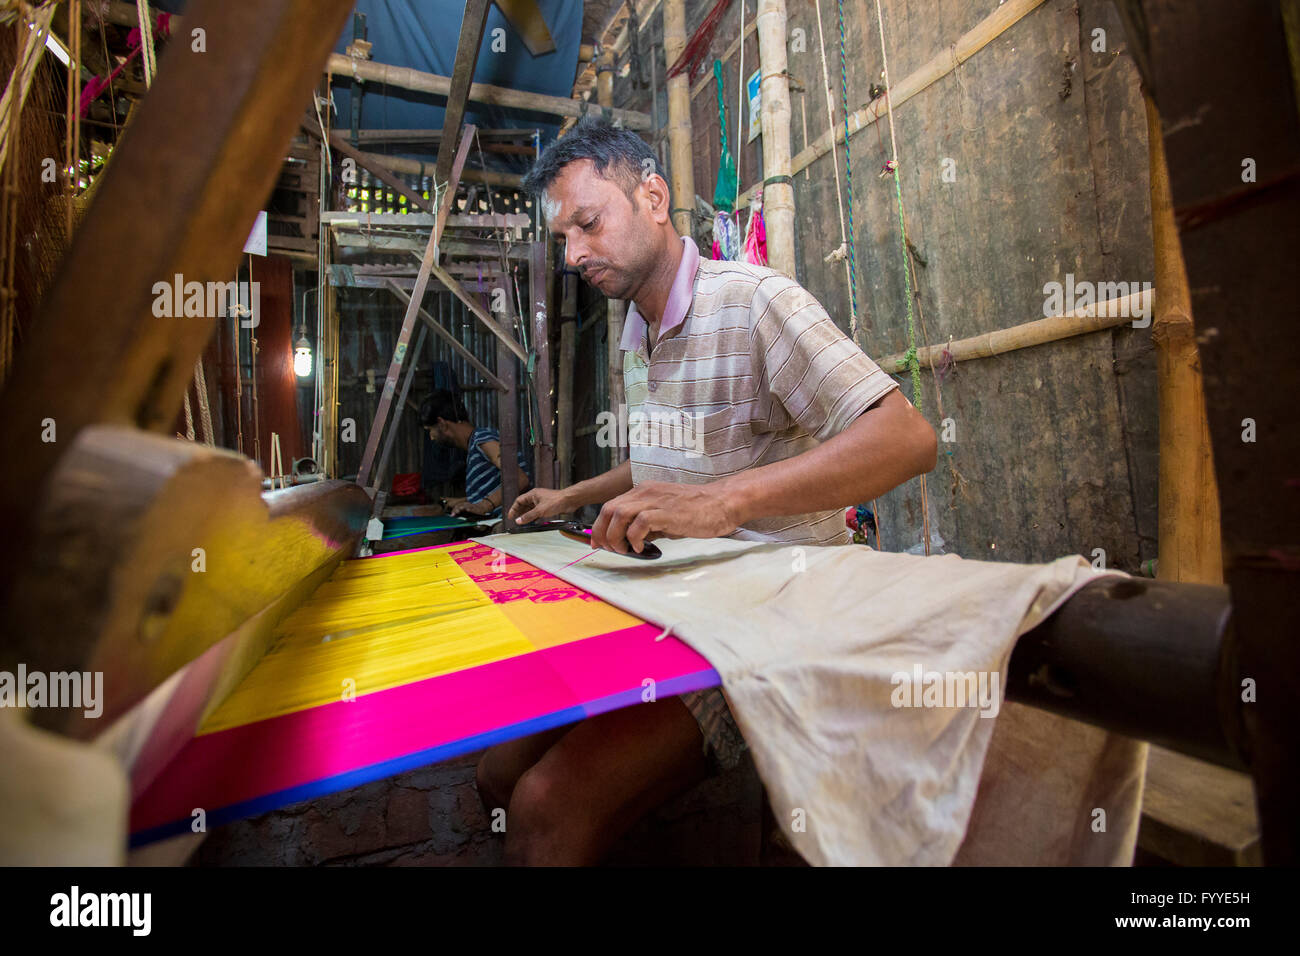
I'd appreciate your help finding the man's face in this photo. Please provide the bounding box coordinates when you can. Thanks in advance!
[426,419,453,444]
[542,159,664,300]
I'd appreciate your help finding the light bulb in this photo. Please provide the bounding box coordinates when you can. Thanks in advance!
[294,335,312,378]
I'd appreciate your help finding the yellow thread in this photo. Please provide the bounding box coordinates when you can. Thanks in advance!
[199,550,533,733]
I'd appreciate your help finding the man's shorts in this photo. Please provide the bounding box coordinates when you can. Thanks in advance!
[679,686,749,773]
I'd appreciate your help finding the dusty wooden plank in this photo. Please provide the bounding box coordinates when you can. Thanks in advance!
[0,0,358,655]
[1139,746,1260,866]
[436,0,491,188]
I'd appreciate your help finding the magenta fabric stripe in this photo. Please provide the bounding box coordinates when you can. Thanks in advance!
[130,624,719,837]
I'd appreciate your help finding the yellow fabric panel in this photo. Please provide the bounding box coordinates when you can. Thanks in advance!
[497,598,642,649]
[198,549,536,734]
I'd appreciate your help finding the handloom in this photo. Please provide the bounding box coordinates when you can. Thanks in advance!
[128,540,719,845]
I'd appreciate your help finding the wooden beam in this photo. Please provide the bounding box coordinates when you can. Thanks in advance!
[341,146,522,188]
[529,240,555,487]
[323,211,530,229]
[436,0,492,188]
[323,127,432,212]
[494,0,556,56]
[355,125,476,487]
[333,233,532,258]
[381,280,507,392]
[556,268,577,486]
[1145,92,1222,586]
[373,325,427,493]
[326,53,653,130]
[875,292,1151,372]
[663,0,695,235]
[356,128,541,143]
[0,0,358,632]
[756,0,795,277]
[498,334,521,527]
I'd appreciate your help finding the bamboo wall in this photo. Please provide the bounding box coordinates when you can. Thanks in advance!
[597,0,1158,571]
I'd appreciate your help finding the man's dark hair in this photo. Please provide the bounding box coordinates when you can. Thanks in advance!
[521,115,666,202]
[420,389,470,427]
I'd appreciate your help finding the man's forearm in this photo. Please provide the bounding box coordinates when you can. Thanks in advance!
[719,391,936,526]
[559,459,634,511]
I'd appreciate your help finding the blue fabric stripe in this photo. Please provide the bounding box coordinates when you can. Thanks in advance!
[579,669,722,719]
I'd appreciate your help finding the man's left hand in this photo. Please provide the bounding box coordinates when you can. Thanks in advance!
[452,498,494,517]
[590,481,740,555]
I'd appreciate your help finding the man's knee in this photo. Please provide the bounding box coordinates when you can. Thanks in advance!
[504,763,593,865]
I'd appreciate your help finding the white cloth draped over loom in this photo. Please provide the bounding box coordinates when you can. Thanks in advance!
[483,533,1147,867]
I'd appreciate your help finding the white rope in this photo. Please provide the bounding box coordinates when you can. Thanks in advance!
[872,0,900,166]
[812,0,853,331]
[194,357,214,445]
[137,0,157,88]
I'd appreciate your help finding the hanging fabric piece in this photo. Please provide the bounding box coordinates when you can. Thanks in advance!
[742,189,768,266]
[711,60,740,260]
[712,61,738,211]
[665,0,733,82]
[712,211,739,261]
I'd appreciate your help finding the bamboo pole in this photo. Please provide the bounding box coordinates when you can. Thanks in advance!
[1145,93,1223,585]
[338,145,522,189]
[663,0,696,236]
[756,0,796,276]
[596,46,615,109]
[875,291,1151,372]
[326,53,652,130]
[597,46,627,465]
[738,0,1046,208]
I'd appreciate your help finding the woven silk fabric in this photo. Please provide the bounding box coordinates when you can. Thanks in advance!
[128,541,720,845]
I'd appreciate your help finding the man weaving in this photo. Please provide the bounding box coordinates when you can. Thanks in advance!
[477,117,937,864]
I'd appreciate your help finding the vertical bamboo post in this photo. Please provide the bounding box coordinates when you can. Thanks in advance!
[597,45,616,112]
[756,0,795,276]
[1145,92,1223,584]
[598,45,627,465]
[557,268,578,487]
[664,0,696,237]
[323,279,340,476]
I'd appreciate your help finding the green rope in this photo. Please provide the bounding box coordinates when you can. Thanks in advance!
[712,60,737,212]
[891,169,922,415]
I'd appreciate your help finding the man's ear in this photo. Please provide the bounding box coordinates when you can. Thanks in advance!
[642,173,671,224]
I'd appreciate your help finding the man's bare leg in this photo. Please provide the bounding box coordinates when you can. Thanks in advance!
[501,698,710,865]
[475,725,572,811]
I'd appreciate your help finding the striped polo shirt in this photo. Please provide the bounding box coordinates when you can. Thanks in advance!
[620,237,899,546]
[465,427,531,514]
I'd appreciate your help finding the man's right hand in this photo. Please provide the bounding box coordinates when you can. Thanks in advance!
[508,487,571,525]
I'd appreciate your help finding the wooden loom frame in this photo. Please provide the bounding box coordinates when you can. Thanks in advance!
[0,0,1287,864]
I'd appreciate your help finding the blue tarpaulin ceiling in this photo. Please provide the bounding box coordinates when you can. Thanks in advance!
[157,0,583,174]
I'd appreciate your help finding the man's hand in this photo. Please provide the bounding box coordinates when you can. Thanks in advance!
[443,496,469,514]
[452,498,493,517]
[591,481,740,554]
[509,486,572,525]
